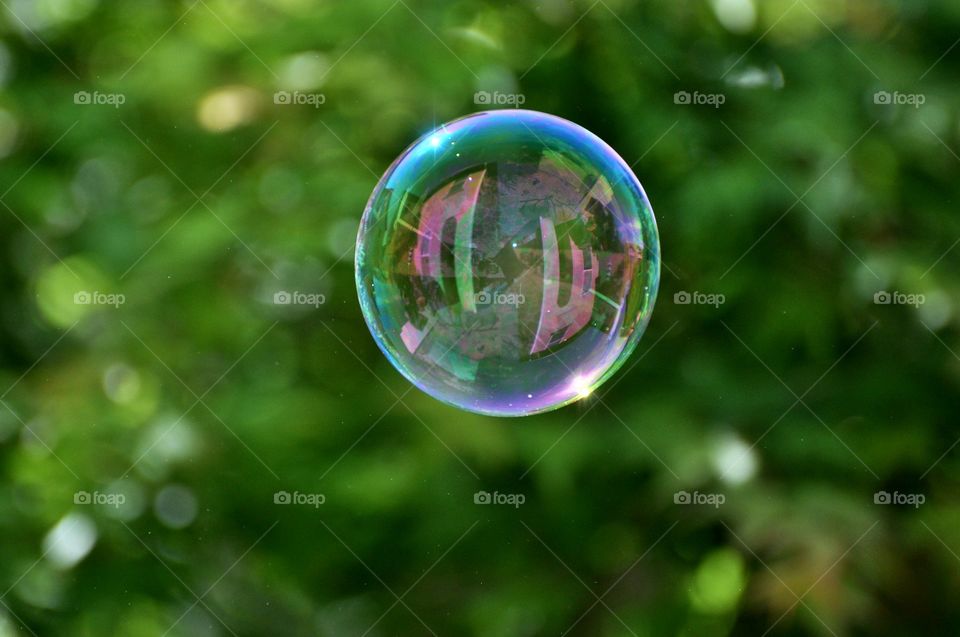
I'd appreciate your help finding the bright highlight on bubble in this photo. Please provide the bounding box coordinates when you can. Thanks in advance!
[570,375,594,399]
[355,110,660,416]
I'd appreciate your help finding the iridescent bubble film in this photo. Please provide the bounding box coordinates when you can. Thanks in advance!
[355,110,659,416]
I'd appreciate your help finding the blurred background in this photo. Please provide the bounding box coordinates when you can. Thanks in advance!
[0,0,959,635]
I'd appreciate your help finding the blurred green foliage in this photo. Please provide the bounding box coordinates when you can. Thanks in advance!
[1,0,960,635]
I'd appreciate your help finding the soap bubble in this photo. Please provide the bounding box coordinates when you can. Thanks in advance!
[355,110,659,416]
